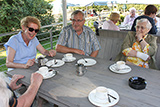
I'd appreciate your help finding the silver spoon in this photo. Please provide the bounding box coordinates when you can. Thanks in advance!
[116,67,130,71]
[108,94,117,100]
[108,94,111,103]
[54,59,58,64]
[82,57,88,63]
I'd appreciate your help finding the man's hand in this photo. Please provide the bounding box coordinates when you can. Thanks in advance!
[74,49,85,55]
[30,73,43,87]
[9,74,24,91]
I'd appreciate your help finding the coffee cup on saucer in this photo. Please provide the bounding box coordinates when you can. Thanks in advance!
[39,66,48,75]
[95,86,109,103]
[116,61,126,70]
[64,53,73,60]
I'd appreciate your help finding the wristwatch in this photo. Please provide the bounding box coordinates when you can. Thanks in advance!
[139,39,143,43]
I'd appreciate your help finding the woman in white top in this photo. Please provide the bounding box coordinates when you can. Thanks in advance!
[102,12,121,31]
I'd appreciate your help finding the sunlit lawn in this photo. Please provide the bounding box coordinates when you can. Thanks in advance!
[0,50,7,71]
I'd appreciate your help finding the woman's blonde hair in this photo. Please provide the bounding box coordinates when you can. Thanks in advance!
[108,12,121,21]
[21,16,41,29]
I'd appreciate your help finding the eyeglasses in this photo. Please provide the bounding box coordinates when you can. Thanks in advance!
[135,26,146,30]
[27,26,39,33]
[71,19,84,22]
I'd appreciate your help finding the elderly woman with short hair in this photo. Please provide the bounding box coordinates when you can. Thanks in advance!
[116,18,157,69]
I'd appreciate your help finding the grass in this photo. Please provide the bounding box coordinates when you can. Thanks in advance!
[0,48,7,71]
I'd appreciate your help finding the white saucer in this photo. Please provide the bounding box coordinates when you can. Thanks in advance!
[35,58,48,64]
[36,70,56,79]
[109,63,131,74]
[46,59,65,67]
[62,57,76,62]
[88,88,119,107]
[77,58,97,66]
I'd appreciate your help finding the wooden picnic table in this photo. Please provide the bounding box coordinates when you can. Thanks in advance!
[7,53,160,107]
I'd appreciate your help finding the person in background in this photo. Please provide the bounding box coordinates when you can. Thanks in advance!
[102,12,121,31]
[116,18,157,69]
[93,9,98,16]
[56,10,101,57]
[131,5,157,34]
[93,20,99,36]
[123,7,138,26]
[82,9,86,17]
[155,14,160,35]
[4,16,56,71]
[0,73,43,107]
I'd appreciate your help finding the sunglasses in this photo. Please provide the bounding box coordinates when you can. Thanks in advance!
[27,26,39,33]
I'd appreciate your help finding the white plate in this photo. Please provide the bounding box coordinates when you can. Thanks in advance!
[46,59,65,67]
[109,64,131,74]
[36,70,56,79]
[88,88,119,107]
[77,58,97,66]
[62,57,76,62]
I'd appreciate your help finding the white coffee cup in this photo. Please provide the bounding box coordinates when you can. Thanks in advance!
[95,86,108,102]
[39,66,48,75]
[64,53,73,59]
[116,61,126,70]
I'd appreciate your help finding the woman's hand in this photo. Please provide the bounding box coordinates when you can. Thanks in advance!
[24,58,35,68]
[136,32,143,41]
[48,50,56,57]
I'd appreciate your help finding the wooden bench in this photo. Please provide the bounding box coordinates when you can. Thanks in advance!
[155,43,160,69]
[97,29,160,70]
[97,29,128,60]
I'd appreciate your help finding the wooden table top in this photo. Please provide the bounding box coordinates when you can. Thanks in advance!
[7,53,160,107]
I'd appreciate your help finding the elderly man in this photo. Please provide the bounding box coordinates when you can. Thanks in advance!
[0,73,43,107]
[131,5,157,34]
[56,10,101,57]
[123,7,138,26]
[116,18,157,69]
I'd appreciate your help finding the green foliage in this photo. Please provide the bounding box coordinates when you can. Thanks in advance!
[0,0,55,34]
[0,36,10,43]
[57,15,63,23]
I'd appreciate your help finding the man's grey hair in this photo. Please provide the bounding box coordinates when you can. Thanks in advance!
[71,10,85,19]
[0,77,12,107]
[129,7,136,12]
[136,18,152,30]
